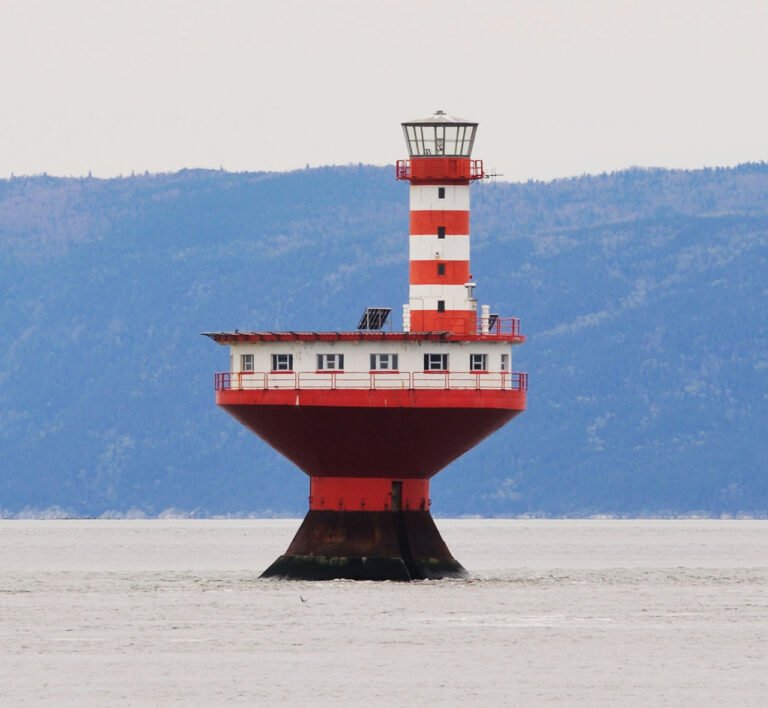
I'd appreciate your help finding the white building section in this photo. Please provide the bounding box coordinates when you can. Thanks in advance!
[409,235,470,262]
[224,339,518,391]
[409,185,470,211]
[408,284,476,310]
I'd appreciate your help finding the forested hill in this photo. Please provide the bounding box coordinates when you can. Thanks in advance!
[1,163,767,517]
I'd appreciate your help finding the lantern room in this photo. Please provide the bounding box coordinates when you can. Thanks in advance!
[401,110,478,157]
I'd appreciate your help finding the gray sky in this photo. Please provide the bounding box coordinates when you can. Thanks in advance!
[1,0,766,182]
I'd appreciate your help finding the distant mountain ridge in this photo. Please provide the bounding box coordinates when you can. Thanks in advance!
[1,163,766,517]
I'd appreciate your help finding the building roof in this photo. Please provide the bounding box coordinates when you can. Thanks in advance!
[202,331,525,344]
[402,109,477,127]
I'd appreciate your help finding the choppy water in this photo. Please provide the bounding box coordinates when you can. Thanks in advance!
[1,520,766,706]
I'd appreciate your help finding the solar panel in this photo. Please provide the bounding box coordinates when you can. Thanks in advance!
[357,307,391,330]
[488,314,499,331]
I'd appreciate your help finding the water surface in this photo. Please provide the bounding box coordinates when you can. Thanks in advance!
[1,520,766,705]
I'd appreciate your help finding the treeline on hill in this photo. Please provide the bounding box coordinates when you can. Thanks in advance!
[1,163,767,517]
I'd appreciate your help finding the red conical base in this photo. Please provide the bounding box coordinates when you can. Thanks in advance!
[218,389,523,479]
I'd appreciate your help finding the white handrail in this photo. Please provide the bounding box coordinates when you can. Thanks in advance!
[216,370,527,392]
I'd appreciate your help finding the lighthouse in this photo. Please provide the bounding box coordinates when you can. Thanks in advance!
[205,110,527,580]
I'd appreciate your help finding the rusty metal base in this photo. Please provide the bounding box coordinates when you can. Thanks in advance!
[261,510,467,581]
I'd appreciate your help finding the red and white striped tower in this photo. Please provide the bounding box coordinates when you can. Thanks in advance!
[399,110,484,335]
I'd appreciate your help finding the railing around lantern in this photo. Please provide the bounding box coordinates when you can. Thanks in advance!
[395,159,485,181]
[215,370,528,392]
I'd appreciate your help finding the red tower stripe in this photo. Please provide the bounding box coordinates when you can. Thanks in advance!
[409,260,470,285]
[409,310,477,335]
[410,210,469,235]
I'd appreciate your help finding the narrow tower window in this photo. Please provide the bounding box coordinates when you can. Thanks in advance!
[437,300,445,312]
[391,481,402,512]
[501,353,510,371]
[438,187,446,199]
[241,354,254,372]
[437,226,446,239]
[437,263,446,276]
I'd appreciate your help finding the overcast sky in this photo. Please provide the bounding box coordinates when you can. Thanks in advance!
[1,0,766,182]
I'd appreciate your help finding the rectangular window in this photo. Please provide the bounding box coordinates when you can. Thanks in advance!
[437,226,446,239]
[501,353,509,371]
[470,353,488,371]
[271,353,293,371]
[437,263,446,276]
[438,187,446,199]
[370,353,398,370]
[437,300,445,313]
[317,353,344,370]
[424,353,448,371]
[240,353,254,372]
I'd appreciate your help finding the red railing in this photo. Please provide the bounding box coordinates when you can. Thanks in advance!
[407,315,522,338]
[478,317,521,337]
[215,370,528,392]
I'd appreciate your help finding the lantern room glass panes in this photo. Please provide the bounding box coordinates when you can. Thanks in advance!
[403,123,477,157]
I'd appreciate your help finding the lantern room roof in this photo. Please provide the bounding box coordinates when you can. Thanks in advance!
[402,109,477,127]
